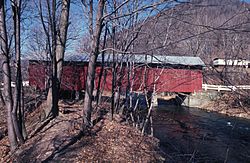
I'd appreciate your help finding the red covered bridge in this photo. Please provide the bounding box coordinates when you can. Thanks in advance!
[28,55,205,94]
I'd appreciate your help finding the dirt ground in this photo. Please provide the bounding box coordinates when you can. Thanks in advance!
[0,101,165,162]
[0,103,8,159]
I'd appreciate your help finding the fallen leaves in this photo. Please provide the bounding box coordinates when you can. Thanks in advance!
[1,101,164,162]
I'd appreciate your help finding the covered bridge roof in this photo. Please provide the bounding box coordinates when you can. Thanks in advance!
[64,54,205,67]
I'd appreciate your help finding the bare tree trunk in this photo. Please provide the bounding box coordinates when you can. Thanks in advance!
[95,24,108,106]
[142,67,163,135]
[110,0,117,120]
[12,0,25,144]
[0,0,18,151]
[98,69,107,104]
[45,0,70,118]
[141,83,156,135]
[56,0,70,82]
[111,56,116,120]
[46,0,58,118]
[20,86,27,139]
[150,116,153,136]
[0,90,5,106]
[83,0,105,130]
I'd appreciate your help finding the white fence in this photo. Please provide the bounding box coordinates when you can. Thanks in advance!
[0,81,29,90]
[1,81,250,92]
[202,84,250,92]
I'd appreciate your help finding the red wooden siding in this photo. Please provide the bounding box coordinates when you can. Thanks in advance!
[60,65,87,91]
[151,69,202,93]
[28,63,46,90]
[29,62,203,93]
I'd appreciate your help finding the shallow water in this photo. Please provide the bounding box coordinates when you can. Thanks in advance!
[153,105,250,162]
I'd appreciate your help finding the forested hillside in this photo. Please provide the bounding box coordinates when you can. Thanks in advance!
[109,0,250,63]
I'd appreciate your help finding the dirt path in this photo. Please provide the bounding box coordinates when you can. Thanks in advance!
[10,102,82,162]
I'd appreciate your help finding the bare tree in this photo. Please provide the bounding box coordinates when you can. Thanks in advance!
[80,0,170,130]
[37,0,71,118]
[46,0,71,118]
[0,0,18,151]
[12,0,27,143]
[0,0,30,150]
[82,0,105,130]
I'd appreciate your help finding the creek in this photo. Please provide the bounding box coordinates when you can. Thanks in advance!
[153,102,250,162]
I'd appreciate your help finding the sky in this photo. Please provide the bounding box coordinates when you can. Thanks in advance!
[6,0,250,59]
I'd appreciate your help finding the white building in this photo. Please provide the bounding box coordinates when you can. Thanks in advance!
[213,58,250,68]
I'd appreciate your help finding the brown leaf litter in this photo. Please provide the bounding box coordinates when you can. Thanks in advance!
[1,101,165,162]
